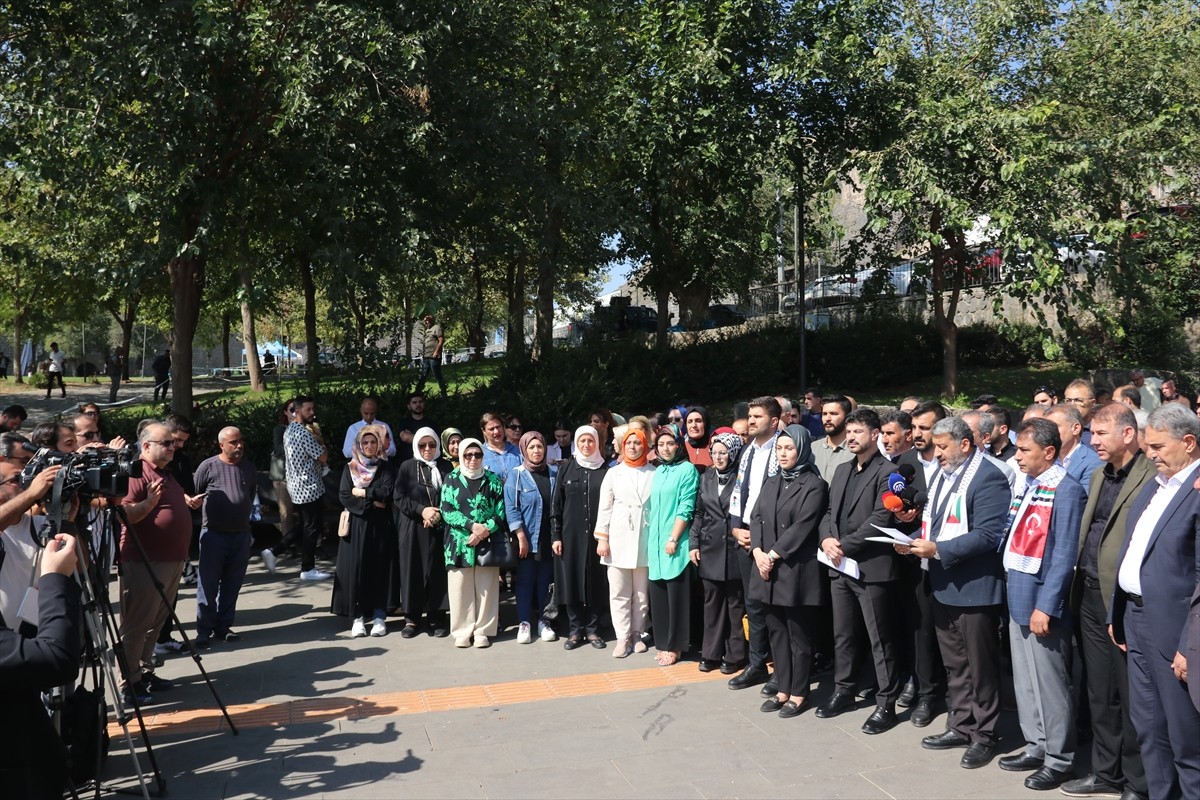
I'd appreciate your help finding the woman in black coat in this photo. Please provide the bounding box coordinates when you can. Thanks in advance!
[689,431,748,673]
[551,425,610,649]
[393,426,453,637]
[333,425,401,637]
[749,424,829,718]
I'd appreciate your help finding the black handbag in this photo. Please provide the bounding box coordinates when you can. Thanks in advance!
[475,528,519,569]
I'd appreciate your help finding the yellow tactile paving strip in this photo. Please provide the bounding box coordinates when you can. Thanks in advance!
[109,661,727,738]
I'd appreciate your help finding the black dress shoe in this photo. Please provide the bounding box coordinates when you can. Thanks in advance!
[909,698,936,727]
[999,752,1045,771]
[563,636,585,651]
[1024,766,1073,790]
[921,729,971,750]
[143,673,175,692]
[123,684,153,706]
[759,678,779,697]
[1118,788,1149,800]
[778,699,806,719]
[760,697,784,713]
[400,625,418,639]
[897,679,916,708]
[698,659,721,673]
[719,660,746,675]
[960,742,996,769]
[1059,775,1123,797]
[860,706,898,735]
[815,691,856,719]
[587,635,606,649]
[728,665,769,690]
[432,626,449,638]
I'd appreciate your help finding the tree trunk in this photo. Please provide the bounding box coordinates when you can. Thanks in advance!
[654,286,670,355]
[301,259,319,387]
[676,280,711,329]
[239,266,265,392]
[168,244,206,417]
[12,312,23,385]
[465,253,486,359]
[118,298,138,382]
[506,257,525,360]
[221,310,231,368]
[533,147,564,362]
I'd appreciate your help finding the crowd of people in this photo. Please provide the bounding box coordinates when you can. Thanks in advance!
[1,369,1199,799]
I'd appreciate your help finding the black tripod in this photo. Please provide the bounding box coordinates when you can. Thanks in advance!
[46,485,239,799]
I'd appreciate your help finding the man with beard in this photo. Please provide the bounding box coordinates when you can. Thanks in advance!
[813,395,854,484]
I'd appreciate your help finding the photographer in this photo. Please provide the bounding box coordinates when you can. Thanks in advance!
[0,532,82,800]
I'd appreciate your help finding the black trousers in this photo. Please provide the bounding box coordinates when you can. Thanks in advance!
[831,575,903,705]
[649,572,691,653]
[736,549,771,669]
[700,576,746,664]
[294,499,325,572]
[45,371,65,396]
[765,603,814,697]
[934,601,1002,745]
[898,560,946,700]
[1080,583,1146,793]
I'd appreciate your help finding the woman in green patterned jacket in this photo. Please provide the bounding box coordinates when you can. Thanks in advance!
[439,437,507,648]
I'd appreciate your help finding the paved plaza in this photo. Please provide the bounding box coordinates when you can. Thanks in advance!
[90,555,1068,800]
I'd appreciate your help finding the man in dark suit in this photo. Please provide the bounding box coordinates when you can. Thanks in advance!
[1187,584,1199,714]
[1063,402,1153,800]
[0,532,82,800]
[816,408,903,734]
[901,416,1010,770]
[1000,418,1086,791]
[1110,403,1200,800]
[1046,404,1103,496]
[894,401,947,726]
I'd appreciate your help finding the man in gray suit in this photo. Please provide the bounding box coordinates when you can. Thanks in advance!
[900,416,1011,770]
[1110,403,1200,800]
[1063,403,1154,800]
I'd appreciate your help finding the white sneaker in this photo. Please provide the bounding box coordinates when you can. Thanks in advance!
[351,618,367,638]
[517,622,533,644]
[538,621,558,642]
[370,618,387,637]
[300,569,332,581]
[454,637,472,648]
[262,549,278,574]
[473,635,490,648]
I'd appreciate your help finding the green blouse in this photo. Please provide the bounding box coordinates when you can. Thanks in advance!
[439,468,506,568]
[645,459,699,581]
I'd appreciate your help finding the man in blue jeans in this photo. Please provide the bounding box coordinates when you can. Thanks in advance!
[193,426,258,647]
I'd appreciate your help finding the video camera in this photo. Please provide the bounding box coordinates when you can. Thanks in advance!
[20,445,143,501]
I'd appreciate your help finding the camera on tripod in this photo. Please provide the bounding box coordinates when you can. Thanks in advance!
[20,445,143,502]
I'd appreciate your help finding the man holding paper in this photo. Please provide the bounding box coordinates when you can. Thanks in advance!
[1000,417,1086,790]
[898,415,1010,769]
[816,408,904,735]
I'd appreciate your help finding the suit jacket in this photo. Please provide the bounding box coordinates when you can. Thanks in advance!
[748,471,829,607]
[1005,473,1086,626]
[1187,583,1200,713]
[927,456,1011,607]
[1063,444,1103,497]
[1110,469,1200,660]
[1070,453,1156,613]
[690,469,741,582]
[0,573,81,798]
[819,452,899,583]
[895,448,934,538]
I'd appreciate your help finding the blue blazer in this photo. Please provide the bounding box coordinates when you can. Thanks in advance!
[503,464,557,552]
[1063,445,1102,497]
[1005,473,1086,626]
[1109,472,1200,659]
[928,457,1011,607]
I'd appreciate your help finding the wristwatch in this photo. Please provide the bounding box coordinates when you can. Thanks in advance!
[768,552,780,563]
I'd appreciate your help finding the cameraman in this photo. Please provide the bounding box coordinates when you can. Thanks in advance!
[0,532,82,800]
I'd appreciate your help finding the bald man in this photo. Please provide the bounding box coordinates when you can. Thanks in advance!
[192,427,259,647]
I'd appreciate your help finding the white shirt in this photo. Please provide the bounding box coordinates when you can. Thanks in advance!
[983,453,1017,499]
[0,515,44,626]
[1117,458,1200,595]
[48,350,66,373]
[743,436,775,521]
[342,419,397,458]
[917,451,939,491]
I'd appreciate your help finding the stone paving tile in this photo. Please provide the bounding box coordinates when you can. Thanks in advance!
[478,762,640,800]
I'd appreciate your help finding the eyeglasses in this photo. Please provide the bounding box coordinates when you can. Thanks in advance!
[667,415,682,423]
[462,452,483,460]
[506,424,522,430]
[81,410,98,417]
[0,475,21,486]
[418,441,438,449]
[79,431,102,441]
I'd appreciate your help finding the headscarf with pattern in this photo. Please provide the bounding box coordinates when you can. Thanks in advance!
[350,424,385,489]
[655,423,688,466]
[709,431,744,475]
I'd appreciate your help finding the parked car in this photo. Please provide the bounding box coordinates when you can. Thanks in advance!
[707,303,748,328]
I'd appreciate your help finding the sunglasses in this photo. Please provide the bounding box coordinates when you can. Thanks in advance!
[506,424,522,430]
[668,415,682,422]
[462,452,483,460]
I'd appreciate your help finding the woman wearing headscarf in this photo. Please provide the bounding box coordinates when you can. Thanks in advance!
[749,425,828,718]
[439,438,507,648]
[645,424,700,666]
[504,431,558,644]
[689,431,748,672]
[394,426,452,638]
[480,411,521,484]
[440,427,463,470]
[594,428,656,658]
[333,425,400,638]
[551,425,610,649]
[683,406,714,471]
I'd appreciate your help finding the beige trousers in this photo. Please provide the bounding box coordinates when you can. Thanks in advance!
[447,566,500,640]
[607,565,649,644]
[118,559,184,688]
